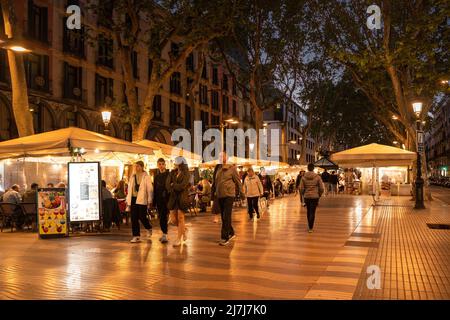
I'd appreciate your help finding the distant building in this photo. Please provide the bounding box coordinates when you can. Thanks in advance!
[425,100,450,177]
[263,99,315,165]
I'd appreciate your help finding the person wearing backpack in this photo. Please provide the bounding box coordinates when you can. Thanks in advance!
[299,163,325,233]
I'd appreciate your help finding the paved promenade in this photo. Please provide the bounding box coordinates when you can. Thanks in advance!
[0,190,449,300]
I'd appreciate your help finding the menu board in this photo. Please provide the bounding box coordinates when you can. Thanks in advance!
[37,188,68,238]
[68,162,101,222]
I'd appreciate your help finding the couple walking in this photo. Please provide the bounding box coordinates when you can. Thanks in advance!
[126,157,190,247]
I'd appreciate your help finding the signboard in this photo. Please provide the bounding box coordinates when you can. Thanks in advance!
[68,162,101,222]
[37,188,68,238]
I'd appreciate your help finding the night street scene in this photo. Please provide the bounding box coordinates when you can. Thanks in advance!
[0,0,449,309]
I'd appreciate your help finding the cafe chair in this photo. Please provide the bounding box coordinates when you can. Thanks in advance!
[20,203,38,232]
[0,203,21,232]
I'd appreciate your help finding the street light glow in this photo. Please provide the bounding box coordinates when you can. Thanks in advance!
[392,115,399,120]
[412,102,423,117]
[393,141,398,145]
[101,110,112,126]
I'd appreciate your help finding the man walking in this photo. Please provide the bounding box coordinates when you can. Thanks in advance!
[329,171,339,196]
[321,169,330,196]
[153,158,170,243]
[300,163,324,233]
[213,152,244,246]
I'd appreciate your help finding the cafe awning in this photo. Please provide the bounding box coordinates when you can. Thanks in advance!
[314,157,339,169]
[134,139,202,163]
[330,143,416,167]
[0,127,153,160]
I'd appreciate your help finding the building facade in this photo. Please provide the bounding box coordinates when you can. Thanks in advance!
[263,100,315,165]
[0,0,254,150]
[425,100,450,177]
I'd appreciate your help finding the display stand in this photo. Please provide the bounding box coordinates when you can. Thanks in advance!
[37,188,69,239]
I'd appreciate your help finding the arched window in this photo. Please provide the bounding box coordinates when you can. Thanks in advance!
[0,98,17,141]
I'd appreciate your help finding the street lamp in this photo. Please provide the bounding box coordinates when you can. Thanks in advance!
[393,141,399,145]
[0,37,32,52]
[412,101,425,209]
[101,110,112,135]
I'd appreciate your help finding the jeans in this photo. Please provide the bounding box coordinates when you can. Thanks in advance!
[247,196,260,218]
[324,182,330,195]
[218,197,235,240]
[304,198,319,230]
[156,200,168,234]
[131,197,152,237]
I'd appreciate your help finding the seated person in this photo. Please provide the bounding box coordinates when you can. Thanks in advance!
[22,183,39,203]
[2,184,24,229]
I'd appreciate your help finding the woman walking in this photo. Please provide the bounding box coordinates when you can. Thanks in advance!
[166,156,191,247]
[126,161,153,243]
[243,168,263,220]
[299,163,324,233]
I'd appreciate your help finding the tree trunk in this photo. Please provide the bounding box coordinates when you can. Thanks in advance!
[1,0,34,137]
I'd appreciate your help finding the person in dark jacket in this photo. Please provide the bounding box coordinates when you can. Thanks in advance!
[295,170,306,206]
[258,168,272,207]
[166,156,191,247]
[321,169,330,196]
[329,171,339,196]
[299,163,325,233]
[154,158,170,244]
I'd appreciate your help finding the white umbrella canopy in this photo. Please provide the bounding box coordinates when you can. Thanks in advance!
[330,143,416,168]
[0,127,154,160]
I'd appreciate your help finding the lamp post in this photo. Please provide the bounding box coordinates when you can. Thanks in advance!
[101,110,112,135]
[412,101,425,209]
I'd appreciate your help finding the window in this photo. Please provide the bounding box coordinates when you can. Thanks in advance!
[95,74,113,106]
[63,18,84,57]
[132,51,139,79]
[170,72,181,95]
[28,0,48,43]
[98,0,113,27]
[212,115,220,126]
[201,63,208,79]
[222,95,229,114]
[66,110,77,127]
[169,100,181,126]
[232,100,237,117]
[222,74,229,91]
[211,91,219,111]
[153,95,162,121]
[212,66,219,85]
[199,84,208,105]
[23,53,49,91]
[186,53,194,72]
[97,35,114,69]
[185,105,192,129]
[0,49,10,83]
[232,78,237,95]
[170,42,179,57]
[0,3,5,36]
[123,123,132,141]
[63,63,82,100]
[201,111,209,126]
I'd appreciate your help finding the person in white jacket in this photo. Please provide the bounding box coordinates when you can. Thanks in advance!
[243,168,263,220]
[126,161,153,243]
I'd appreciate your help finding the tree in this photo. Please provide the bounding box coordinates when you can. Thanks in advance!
[1,0,34,137]
[87,0,236,141]
[216,0,307,158]
[310,0,449,150]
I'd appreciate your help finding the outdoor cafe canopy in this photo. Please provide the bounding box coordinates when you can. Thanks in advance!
[134,139,202,165]
[330,143,417,168]
[0,127,153,160]
[200,156,289,169]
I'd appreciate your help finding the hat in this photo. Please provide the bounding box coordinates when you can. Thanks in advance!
[174,156,187,165]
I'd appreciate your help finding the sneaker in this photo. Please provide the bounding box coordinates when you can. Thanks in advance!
[146,229,152,239]
[229,234,236,241]
[173,239,182,247]
[257,214,261,219]
[160,234,168,243]
[308,229,313,233]
[183,228,188,241]
[130,237,141,243]
[219,239,230,246]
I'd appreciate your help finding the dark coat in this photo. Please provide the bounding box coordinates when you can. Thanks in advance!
[166,169,191,211]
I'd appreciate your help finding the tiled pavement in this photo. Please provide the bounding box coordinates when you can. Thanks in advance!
[0,191,449,300]
[353,195,450,300]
